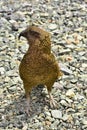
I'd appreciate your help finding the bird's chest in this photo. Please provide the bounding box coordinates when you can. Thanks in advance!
[20,51,45,70]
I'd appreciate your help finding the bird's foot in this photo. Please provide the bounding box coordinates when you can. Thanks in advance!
[25,105,32,116]
[49,94,58,108]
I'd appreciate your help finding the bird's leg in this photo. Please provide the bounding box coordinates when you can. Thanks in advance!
[24,83,32,116]
[47,85,57,108]
[23,82,32,115]
[25,92,32,116]
[48,91,57,108]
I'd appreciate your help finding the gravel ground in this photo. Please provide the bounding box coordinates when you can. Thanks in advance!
[0,0,87,130]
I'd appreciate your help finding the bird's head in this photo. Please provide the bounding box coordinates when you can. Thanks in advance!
[18,25,50,44]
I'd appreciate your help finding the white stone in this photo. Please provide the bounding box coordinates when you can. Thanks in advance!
[51,110,62,119]
[66,89,75,98]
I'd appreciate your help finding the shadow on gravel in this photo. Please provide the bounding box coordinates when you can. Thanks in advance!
[4,85,51,121]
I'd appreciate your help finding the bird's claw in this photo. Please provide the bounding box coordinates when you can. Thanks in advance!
[49,95,58,108]
[25,106,32,116]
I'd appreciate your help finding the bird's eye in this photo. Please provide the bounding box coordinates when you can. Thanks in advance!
[29,30,40,38]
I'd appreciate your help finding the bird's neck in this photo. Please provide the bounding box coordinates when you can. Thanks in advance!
[27,40,51,54]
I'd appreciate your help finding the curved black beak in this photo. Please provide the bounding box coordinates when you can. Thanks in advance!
[18,30,27,40]
[18,33,22,40]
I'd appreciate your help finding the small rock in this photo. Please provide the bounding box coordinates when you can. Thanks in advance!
[8,85,16,92]
[84,89,87,96]
[9,19,19,31]
[82,125,87,129]
[82,63,87,68]
[15,121,23,129]
[70,79,77,84]
[79,74,87,81]
[59,63,72,75]
[53,82,63,90]
[75,120,80,125]
[10,61,16,69]
[78,51,86,56]
[48,23,57,30]
[40,12,49,17]
[62,114,72,121]
[75,27,83,32]
[32,96,37,100]
[66,108,75,113]
[45,120,51,126]
[46,116,54,122]
[0,109,5,113]
[0,89,3,95]
[45,111,51,116]
[60,99,68,106]
[51,110,62,119]
[50,120,60,129]
[0,67,5,75]
[52,45,58,52]
[66,44,76,49]
[66,89,75,98]
[58,48,71,55]
[75,93,84,100]
[82,119,87,125]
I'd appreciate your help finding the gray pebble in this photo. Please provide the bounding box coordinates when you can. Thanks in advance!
[0,67,5,74]
[50,120,60,129]
[59,63,72,75]
[62,114,72,121]
[48,23,57,30]
[45,111,51,116]
[66,89,75,98]
[51,110,62,119]
[60,99,69,107]
[82,119,87,125]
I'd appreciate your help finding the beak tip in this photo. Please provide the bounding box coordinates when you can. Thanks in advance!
[18,34,21,40]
